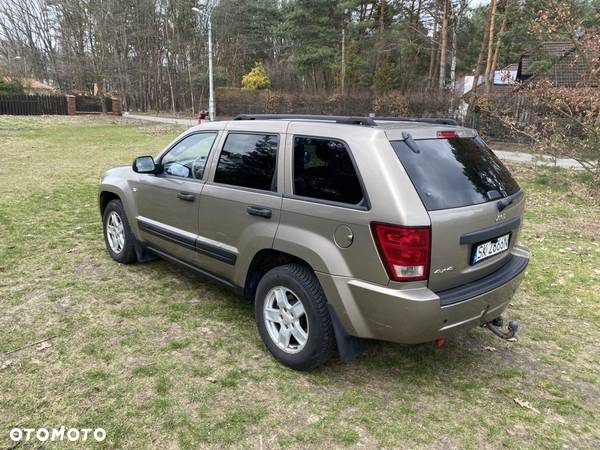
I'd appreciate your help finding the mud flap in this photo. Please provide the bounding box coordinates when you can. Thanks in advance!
[328,305,368,363]
[134,238,158,263]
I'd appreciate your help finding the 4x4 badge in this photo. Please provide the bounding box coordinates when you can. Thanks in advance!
[496,212,507,222]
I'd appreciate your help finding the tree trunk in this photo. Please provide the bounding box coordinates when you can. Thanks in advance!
[450,12,458,91]
[187,51,195,115]
[483,0,498,95]
[471,4,493,97]
[96,79,107,114]
[380,0,386,34]
[167,63,176,114]
[488,0,510,93]
[438,0,450,89]
[427,0,440,88]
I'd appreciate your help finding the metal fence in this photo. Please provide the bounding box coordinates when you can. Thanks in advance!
[0,95,67,115]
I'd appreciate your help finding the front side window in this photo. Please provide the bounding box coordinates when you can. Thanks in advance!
[161,132,217,179]
[293,137,364,205]
[214,133,278,191]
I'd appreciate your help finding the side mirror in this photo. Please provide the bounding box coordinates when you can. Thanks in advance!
[132,156,157,174]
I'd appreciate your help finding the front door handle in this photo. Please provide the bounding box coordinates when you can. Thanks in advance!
[177,192,195,202]
[247,206,272,219]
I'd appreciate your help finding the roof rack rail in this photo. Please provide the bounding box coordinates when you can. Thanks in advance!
[234,114,376,126]
[233,114,458,127]
[372,116,458,126]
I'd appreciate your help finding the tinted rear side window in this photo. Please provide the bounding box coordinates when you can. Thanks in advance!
[214,133,278,191]
[391,137,520,211]
[293,137,364,205]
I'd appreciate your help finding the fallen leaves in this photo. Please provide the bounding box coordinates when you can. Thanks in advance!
[36,341,52,352]
[514,398,540,414]
[1,360,13,370]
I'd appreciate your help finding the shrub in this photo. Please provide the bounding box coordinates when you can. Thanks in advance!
[241,63,271,91]
[372,59,401,94]
[372,91,409,116]
[264,91,293,113]
[0,78,25,95]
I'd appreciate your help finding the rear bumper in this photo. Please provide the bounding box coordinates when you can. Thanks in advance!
[317,245,529,344]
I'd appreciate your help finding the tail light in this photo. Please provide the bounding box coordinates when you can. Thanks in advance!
[371,223,431,282]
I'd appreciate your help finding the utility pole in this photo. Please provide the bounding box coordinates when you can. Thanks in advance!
[207,16,215,121]
[192,5,215,121]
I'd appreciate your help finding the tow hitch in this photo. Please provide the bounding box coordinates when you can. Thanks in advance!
[483,316,519,340]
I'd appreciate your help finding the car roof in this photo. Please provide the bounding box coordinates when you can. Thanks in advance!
[186,115,477,141]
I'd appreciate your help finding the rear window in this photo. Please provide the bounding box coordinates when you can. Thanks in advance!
[391,137,520,211]
[293,137,364,205]
[214,133,278,191]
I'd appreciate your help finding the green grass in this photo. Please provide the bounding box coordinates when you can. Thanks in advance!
[0,116,599,449]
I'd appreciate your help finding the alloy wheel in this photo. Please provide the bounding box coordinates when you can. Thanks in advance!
[106,211,125,254]
[263,286,309,354]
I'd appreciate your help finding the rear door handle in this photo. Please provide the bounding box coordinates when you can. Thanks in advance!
[247,206,272,219]
[177,192,195,202]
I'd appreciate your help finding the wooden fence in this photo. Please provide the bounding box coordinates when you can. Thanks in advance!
[0,95,67,115]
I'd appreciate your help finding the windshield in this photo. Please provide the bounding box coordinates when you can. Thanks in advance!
[391,137,520,211]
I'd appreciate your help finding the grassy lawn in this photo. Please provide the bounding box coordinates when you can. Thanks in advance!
[0,116,598,449]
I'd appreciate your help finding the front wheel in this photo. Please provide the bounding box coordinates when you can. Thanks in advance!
[255,264,336,371]
[102,199,137,264]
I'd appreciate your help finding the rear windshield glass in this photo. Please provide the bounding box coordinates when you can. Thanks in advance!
[391,137,520,211]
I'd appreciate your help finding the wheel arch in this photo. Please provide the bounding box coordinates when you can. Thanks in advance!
[243,249,367,363]
[242,249,308,302]
[99,183,141,239]
[99,190,121,216]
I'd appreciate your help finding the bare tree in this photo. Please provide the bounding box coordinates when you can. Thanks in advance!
[471,2,493,96]
[438,0,450,89]
[483,0,498,94]
[489,0,511,89]
[450,0,470,91]
[427,0,441,88]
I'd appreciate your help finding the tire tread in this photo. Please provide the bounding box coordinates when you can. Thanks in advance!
[103,199,137,264]
[255,263,336,371]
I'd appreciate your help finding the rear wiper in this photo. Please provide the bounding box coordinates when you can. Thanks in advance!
[486,190,502,201]
[402,131,420,154]
[497,191,523,211]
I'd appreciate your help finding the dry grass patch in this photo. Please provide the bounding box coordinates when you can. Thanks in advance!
[0,117,598,449]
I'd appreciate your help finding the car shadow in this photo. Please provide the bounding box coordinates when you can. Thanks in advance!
[144,257,517,385]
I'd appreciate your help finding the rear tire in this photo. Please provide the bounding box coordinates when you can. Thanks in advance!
[255,263,336,371]
[102,199,137,264]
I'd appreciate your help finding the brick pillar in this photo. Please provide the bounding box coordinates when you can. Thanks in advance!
[111,97,122,116]
[66,95,76,115]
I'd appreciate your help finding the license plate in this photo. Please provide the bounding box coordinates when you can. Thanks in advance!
[471,233,510,265]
